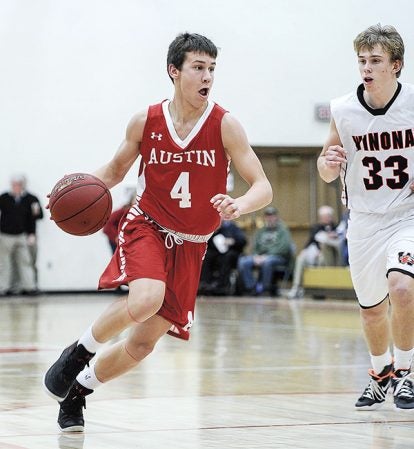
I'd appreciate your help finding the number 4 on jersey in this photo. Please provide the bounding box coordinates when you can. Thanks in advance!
[170,172,191,208]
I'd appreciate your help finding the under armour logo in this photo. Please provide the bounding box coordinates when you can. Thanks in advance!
[151,132,162,141]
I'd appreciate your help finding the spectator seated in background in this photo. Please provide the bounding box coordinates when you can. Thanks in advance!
[287,205,347,299]
[237,206,294,296]
[338,208,349,266]
[198,218,246,296]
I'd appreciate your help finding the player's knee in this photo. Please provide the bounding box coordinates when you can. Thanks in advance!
[125,339,156,361]
[389,277,414,307]
[126,292,163,323]
[360,303,387,325]
[125,279,165,323]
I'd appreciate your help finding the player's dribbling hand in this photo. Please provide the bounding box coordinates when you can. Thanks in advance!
[324,145,347,167]
[210,194,241,220]
[46,174,67,211]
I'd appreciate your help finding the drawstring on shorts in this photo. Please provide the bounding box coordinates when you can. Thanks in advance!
[160,230,184,249]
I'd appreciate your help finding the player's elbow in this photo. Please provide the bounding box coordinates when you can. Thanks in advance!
[317,162,340,183]
[320,171,339,183]
[265,183,273,205]
[258,179,273,206]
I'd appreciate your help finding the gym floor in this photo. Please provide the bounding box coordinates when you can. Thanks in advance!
[1,293,413,449]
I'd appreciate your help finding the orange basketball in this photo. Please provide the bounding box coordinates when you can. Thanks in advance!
[49,173,112,236]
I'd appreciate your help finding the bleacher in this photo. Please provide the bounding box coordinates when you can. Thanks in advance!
[302,266,356,299]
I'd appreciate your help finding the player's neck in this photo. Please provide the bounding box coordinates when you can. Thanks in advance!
[363,80,399,109]
[168,98,209,141]
[169,98,208,126]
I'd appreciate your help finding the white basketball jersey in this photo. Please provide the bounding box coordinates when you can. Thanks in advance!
[331,82,414,213]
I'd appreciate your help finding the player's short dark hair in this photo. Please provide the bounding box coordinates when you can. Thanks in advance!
[167,32,218,81]
[353,24,405,78]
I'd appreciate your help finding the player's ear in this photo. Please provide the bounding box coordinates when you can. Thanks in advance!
[393,60,402,74]
[168,64,179,80]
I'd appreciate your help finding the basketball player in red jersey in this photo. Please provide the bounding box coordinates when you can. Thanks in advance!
[318,24,414,411]
[43,32,272,431]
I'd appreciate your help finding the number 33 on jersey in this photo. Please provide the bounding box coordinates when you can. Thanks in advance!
[331,82,414,214]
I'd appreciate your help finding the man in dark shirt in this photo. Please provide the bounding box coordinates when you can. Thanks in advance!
[0,174,42,295]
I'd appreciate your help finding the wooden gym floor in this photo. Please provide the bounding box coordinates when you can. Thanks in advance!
[1,293,414,449]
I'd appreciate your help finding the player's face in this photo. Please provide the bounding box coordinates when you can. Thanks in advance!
[177,51,216,106]
[357,45,400,91]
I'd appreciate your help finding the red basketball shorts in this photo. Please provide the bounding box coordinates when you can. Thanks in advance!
[99,213,207,340]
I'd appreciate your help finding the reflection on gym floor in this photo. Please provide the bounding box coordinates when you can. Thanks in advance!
[1,293,414,449]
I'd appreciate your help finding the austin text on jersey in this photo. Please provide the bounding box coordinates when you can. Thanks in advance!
[148,148,216,166]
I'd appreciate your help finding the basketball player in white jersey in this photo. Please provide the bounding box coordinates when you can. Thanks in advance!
[318,24,414,411]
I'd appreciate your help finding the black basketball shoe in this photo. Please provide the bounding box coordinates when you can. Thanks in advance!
[392,369,414,410]
[355,363,393,410]
[43,341,95,401]
[58,381,93,432]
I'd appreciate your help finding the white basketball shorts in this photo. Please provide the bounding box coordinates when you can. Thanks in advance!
[347,204,414,308]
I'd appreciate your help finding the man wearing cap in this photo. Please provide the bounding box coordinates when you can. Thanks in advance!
[237,206,293,296]
[0,174,43,295]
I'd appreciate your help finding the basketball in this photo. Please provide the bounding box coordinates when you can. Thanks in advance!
[49,173,112,236]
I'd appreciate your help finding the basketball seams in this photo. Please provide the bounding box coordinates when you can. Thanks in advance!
[49,173,106,201]
[52,190,109,224]
[80,202,111,235]
[49,183,106,208]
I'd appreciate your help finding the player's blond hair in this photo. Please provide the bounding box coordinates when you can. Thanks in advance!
[353,24,405,78]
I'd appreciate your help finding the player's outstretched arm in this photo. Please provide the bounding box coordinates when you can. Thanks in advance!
[94,110,147,189]
[318,119,347,183]
[214,113,272,219]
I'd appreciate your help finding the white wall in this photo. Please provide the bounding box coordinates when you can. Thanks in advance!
[1,0,413,289]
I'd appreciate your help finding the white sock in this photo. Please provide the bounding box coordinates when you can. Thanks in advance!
[393,346,414,371]
[370,350,392,375]
[78,325,102,354]
[76,365,103,391]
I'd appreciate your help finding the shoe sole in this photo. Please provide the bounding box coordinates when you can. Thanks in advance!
[42,373,68,402]
[58,423,84,433]
[394,404,414,411]
[355,402,385,411]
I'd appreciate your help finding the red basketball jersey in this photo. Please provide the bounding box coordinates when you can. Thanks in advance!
[138,100,229,235]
